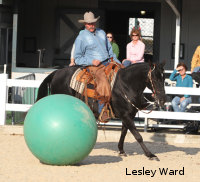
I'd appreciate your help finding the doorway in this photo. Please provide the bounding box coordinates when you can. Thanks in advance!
[100,1,161,62]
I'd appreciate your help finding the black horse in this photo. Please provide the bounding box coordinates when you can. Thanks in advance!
[36,62,166,160]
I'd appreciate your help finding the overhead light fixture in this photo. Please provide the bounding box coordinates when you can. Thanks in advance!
[140,10,146,15]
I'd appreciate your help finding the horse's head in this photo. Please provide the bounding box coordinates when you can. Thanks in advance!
[146,62,166,108]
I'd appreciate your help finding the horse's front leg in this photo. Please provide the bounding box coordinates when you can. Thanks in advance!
[121,115,159,161]
[118,124,128,156]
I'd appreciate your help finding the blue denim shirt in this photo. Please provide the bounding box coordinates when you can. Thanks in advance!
[74,28,120,66]
[169,69,193,98]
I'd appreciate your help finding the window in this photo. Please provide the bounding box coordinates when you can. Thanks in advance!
[129,18,154,54]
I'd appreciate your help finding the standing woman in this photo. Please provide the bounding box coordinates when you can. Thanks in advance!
[122,29,145,67]
[106,32,120,59]
[170,62,193,112]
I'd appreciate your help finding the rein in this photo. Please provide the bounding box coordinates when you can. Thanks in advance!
[147,65,156,96]
[120,64,156,114]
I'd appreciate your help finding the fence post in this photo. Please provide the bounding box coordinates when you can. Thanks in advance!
[0,74,8,125]
[144,117,148,132]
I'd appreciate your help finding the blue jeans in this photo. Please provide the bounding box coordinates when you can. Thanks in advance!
[171,96,192,112]
[122,60,132,67]
[98,102,104,113]
[193,66,200,72]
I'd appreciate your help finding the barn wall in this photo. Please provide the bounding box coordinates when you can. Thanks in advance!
[156,0,200,70]
[159,1,176,69]
[100,0,176,69]
[17,0,98,67]
[181,0,200,70]
[14,0,200,71]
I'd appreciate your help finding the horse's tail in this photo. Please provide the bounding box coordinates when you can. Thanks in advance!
[36,70,57,102]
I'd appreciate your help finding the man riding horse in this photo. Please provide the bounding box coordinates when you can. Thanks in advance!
[35,11,166,159]
[74,11,122,122]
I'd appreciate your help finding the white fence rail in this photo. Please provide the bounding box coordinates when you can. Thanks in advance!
[0,74,42,125]
[1,73,200,132]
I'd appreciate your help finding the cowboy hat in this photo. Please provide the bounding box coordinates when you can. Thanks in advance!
[78,11,100,23]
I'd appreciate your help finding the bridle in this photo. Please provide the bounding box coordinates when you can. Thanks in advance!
[147,64,156,96]
[147,64,163,104]
[120,64,158,114]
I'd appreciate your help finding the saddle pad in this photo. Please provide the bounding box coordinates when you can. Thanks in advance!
[70,68,85,94]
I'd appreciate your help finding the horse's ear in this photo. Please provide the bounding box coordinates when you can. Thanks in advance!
[160,60,166,68]
[148,59,153,66]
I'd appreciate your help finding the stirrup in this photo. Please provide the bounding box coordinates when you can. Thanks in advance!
[98,105,111,123]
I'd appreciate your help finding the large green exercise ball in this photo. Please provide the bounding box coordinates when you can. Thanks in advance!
[24,94,97,165]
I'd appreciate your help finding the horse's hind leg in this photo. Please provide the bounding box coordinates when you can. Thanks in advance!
[122,116,159,161]
[118,124,128,156]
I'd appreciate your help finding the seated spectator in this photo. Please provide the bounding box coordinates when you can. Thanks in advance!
[122,29,145,67]
[191,45,200,73]
[106,32,120,58]
[170,62,193,112]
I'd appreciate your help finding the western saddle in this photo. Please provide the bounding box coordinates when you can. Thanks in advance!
[70,60,122,122]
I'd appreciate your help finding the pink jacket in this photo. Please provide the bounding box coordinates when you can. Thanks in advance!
[126,40,145,63]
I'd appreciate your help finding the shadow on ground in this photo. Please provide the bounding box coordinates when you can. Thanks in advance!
[78,140,200,165]
[80,155,122,165]
[94,141,200,156]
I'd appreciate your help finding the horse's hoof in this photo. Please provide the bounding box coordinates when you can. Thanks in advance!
[119,152,127,157]
[149,156,160,161]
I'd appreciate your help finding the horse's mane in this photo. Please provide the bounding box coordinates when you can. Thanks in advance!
[122,62,149,74]
[114,62,151,90]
